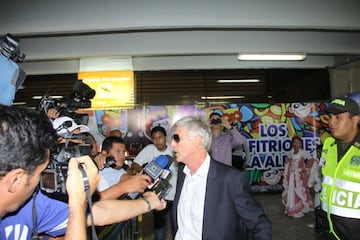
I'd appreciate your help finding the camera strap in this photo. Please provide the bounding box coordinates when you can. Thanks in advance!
[31,171,97,240]
[31,187,41,240]
[78,165,98,240]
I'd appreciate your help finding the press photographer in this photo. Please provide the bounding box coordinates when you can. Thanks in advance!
[37,79,98,195]
[40,115,93,194]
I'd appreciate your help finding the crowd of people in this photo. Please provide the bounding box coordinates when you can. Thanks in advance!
[0,91,359,240]
[0,105,166,240]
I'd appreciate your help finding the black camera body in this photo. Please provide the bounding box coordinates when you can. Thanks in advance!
[38,80,96,195]
[210,118,222,125]
[40,141,93,194]
[37,80,96,125]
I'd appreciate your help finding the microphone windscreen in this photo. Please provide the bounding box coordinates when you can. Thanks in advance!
[154,155,169,168]
[165,155,174,166]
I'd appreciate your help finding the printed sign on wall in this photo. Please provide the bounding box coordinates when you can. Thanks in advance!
[81,102,330,192]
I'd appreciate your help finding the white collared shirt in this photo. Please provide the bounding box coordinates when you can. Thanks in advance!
[175,154,210,240]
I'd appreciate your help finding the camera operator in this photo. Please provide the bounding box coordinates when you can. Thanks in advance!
[52,115,90,144]
[0,106,166,240]
[95,136,152,200]
[47,108,99,158]
[0,105,99,240]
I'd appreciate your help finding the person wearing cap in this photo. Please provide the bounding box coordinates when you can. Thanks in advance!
[320,96,360,240]
[51,115,99,158]
[52,116,90,145]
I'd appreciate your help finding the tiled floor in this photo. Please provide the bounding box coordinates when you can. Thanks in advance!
[138,192,320,240]
[255,192,319,240]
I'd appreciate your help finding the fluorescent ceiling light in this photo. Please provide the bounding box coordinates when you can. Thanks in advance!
[196,101,229,105]
[201,96,245,100]
[217,79,260,83]
[32,95,63,100]
[12,102,26,105]
[238,53,306,61]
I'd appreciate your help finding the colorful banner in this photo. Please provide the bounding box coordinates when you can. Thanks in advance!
[80,101,330,192]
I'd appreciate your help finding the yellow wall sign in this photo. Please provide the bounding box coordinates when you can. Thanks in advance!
[78,71,134,109]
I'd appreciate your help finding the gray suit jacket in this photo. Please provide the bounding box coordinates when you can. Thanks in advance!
[173,159,272,240]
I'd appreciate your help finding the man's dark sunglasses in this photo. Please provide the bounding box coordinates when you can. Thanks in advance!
[172,134,181,143]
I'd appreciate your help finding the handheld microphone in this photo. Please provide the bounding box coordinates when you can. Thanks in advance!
[127,154,173,199]
[143,155,171,181]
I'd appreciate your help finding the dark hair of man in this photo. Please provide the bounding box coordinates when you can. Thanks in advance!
[292,135,302,142]
[0,105,57,177]
[150,126,166,137]
[101,136,125,153]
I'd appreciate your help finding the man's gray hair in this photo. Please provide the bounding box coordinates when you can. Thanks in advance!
[172,116,212,151]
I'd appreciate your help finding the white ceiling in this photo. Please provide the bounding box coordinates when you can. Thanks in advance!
[2,0,360,74]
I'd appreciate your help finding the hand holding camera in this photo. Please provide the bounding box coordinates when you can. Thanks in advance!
[66,156,100,199]
[210,118,222,125]
[210,116,232,129]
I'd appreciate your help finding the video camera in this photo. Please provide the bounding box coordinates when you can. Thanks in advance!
[37,80,96,125]
[40,144,92,194]
[0,33,26,106]
[40,116,95,194]
[127,155,173,200]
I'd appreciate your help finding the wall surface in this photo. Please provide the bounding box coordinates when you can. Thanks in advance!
[1,0,359,73]
[330,62,360,98]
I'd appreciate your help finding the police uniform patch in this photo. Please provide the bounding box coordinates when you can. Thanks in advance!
[350,156,360,166]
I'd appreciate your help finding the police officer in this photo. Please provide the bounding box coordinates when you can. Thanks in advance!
[320,97,360,240]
